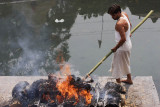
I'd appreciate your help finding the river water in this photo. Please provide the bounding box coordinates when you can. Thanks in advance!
[0,0,160,97]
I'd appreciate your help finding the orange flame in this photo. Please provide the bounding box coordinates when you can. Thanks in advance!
[79,90,92,105]
[56,51,65,71]
[56,95,63,104]
[56,64,92,105]
[42,93,55,103]
[55,52,92,105]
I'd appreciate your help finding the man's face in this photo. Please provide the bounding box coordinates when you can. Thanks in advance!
[110,13,119,20]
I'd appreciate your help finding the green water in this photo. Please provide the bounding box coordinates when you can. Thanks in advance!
[0,0,160,97]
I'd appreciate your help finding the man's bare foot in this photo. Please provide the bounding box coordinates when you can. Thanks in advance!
[116,78,121,84]
[121,80,133,84]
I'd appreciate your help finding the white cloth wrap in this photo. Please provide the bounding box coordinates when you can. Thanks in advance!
[109,50,131,79]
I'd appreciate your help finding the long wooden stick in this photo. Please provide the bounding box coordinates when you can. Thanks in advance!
[85,10,154,79]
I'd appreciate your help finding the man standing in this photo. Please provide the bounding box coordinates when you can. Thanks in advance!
[108,4,133,84]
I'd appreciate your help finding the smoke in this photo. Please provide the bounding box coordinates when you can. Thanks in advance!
[10,37,46,75]
[0,1,74,76]
[68,63,81,76]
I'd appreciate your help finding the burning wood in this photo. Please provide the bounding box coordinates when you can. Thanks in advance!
[11,64,126,107]
[11,75,92,107]
[11,77,126,107]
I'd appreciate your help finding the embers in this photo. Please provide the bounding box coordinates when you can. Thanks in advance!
[11,74,126,107]
[11,74,93,107]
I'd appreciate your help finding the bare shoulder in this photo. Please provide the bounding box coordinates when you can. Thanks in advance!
[117,18,126,26]
[116,19,125,30]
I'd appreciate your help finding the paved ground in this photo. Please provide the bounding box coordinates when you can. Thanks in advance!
[94,76,160,107]
[0,76,159,107]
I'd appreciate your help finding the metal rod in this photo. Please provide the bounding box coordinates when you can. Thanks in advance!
[85,10,154,79]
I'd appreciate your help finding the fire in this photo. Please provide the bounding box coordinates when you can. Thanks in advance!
[56,51,65,71]
[42,51,92,105]
[56,64,92,105]
[42,93,55,103]
[80,90,92,105]
[11,51,125,107]
[56,75,79,102]
[56,95,63,104]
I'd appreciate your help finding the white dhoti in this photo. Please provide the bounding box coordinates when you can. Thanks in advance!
[109,50,131,79]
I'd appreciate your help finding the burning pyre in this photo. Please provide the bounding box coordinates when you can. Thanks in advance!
[11,64,126,107]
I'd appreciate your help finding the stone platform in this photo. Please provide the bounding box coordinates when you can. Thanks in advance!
[0,76,159,107]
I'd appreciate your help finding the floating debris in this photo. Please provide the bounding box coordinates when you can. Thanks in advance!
[55,19,64,23]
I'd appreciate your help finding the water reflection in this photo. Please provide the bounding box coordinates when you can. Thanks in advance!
[0,0,160,75]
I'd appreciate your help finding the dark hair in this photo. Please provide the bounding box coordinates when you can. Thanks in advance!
[108,4,121,14]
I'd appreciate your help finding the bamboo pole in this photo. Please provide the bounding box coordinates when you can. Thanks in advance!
[85,10,154,79]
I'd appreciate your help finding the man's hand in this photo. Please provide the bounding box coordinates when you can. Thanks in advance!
[130,34,132,37]
[111,47,117,52]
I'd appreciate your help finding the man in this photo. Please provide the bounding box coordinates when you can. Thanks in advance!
[108,4,133,84]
